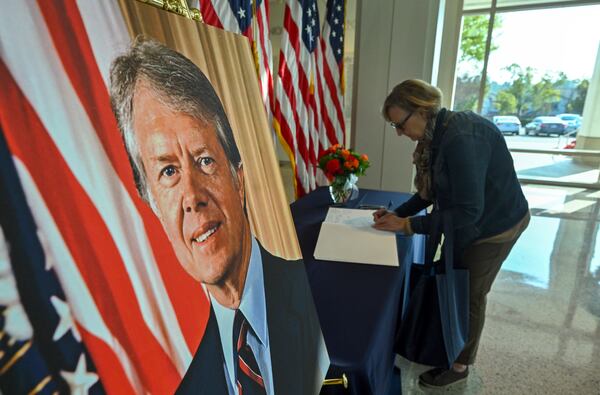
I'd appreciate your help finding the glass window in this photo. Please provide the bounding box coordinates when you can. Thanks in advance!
[452,13,495,112]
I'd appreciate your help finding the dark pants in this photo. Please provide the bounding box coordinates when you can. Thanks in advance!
[455,212,531,365]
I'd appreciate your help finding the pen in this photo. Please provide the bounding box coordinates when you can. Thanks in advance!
[358,204,386,210]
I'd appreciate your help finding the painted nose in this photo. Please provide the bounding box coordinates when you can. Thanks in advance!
[182,171,208,213]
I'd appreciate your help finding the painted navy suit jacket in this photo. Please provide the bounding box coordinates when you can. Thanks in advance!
[175,243,325,395]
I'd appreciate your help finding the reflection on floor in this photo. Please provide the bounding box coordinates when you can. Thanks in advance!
[513,155,599,185]
[394,183,600,394]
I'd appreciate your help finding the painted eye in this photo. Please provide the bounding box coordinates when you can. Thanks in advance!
[198,157,216,174]
[161,165,177,178]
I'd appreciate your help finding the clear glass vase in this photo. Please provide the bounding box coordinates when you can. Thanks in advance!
[329,174,359,205]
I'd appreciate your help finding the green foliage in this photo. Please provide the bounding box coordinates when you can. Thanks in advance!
[492,65,579,118]
[530,75,561,115]
[454,14,502,111]
[494,90,517,114]
[567,79,589,114]
[456,13,589,119]
[454,74,480,111]
[459,14,502,64]
[502,64,534,117]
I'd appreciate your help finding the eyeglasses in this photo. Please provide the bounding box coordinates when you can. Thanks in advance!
[390,111,413,131]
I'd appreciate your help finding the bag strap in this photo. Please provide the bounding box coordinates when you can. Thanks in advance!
[423,208,443,270]
[441,211,455,273]
[423,209,457,274]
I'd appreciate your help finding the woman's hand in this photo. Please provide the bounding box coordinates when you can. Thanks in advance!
[372,208,393,221]
[372,213,413,234]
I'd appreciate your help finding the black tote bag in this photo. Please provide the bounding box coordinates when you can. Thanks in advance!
[395,210,469,368]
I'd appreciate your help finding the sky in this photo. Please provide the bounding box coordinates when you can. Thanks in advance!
[480,4,600,83]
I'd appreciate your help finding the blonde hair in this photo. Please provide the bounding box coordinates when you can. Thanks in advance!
[382,79,443,122]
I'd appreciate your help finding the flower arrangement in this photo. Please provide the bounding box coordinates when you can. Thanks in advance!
[318,144,370,179]
[318,144,370,203]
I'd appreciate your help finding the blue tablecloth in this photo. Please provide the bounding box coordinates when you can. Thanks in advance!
[290,187,425,395]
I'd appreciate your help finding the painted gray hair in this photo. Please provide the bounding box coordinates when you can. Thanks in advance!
[109,36,241,205]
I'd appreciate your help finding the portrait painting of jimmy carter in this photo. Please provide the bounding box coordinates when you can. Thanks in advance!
[109,36,327,395]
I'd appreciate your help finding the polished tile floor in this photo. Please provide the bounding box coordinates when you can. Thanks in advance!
[395,183,600,394]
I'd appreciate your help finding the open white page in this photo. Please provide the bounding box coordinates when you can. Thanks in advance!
[314,208,400,266]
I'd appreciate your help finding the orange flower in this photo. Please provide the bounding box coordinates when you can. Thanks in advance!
[360,154,369,161]
[344,161,354,170]
[341,149,350,159]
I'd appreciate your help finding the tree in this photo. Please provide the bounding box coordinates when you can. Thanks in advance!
[494,90,517,114]
[530,74,562,114]
[567,79,589,114]
[459,15,501,64]
[553,72,569,90]
[454,75,480,111]
[503,64,534,117]
[455,14,502,112]
[498,65,569,118]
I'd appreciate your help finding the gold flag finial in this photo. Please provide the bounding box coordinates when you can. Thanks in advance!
[136,0,203,22]
[322,373,349,388]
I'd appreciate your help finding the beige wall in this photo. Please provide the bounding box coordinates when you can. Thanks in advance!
[351,0,442,193]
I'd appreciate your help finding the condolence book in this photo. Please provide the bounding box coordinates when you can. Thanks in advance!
[314,207,399,266]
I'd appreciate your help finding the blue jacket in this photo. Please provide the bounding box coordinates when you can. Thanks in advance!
[395,109,529,256]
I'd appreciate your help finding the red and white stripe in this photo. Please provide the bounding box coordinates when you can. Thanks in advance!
[0,0,212,392]
[273,0,346,198]
[318,9,345,148]
[274,0,311,197]
[13,159,142,394]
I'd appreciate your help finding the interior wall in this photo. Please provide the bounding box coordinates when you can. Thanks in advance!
[351,0,442,192]
[436,0,464,109]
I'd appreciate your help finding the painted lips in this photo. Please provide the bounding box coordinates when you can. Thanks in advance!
[191,222,221,244]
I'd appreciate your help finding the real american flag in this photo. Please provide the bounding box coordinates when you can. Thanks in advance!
[274,0,346,198]
[194,0,276,142]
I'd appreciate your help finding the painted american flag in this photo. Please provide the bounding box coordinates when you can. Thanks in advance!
[274,0,346,198]
[194,0,276,141]
[0,1,209,393]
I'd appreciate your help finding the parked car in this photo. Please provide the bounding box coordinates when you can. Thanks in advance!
[492,115,521,135]
[525,116,567,136]
[556,113,582,132]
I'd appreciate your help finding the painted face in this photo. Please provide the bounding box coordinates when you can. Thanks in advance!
[387,105,427,141]
[133,84,248,286]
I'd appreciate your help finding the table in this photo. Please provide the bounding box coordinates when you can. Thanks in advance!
[290,187,425,395]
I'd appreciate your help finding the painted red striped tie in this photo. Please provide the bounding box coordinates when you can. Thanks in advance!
[233,310,266,395]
